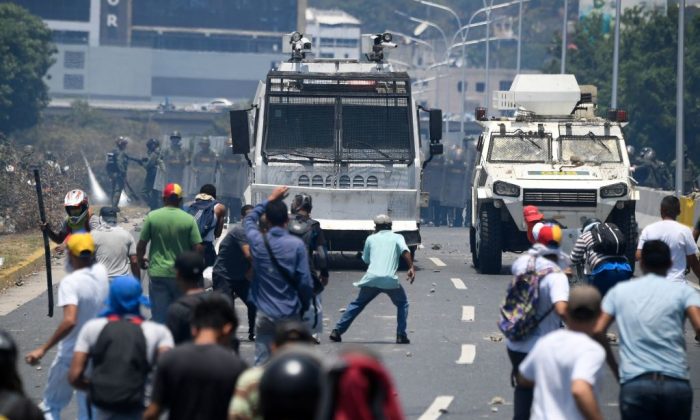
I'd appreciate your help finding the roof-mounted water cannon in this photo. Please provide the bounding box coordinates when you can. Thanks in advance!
[283,31,312,62]
[362,33,397,63]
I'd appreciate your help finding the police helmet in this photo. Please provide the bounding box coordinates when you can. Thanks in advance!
[147,138,160,150]
[23,145,34,154]
[170,130,181,141]
[291,193,313,214]
[116,136,128,147]
[259,348,324,420]
[626,145,635,156]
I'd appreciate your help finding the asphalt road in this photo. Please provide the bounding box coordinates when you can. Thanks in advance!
[5,226,700,419]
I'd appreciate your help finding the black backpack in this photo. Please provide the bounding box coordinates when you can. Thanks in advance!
[288,217,324,294]
[89,315,149,412]
[186,200,218,239]
[590,223,626,256]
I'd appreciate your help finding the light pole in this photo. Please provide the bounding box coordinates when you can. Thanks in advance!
[386,29,437,66]
[611,0,621,108]
[561,0,568,73]
[485,0,494,106]
[516,0,524,74]
[676,0,686,196]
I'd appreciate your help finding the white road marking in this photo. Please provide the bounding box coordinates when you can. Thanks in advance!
[456,344,476,364]
[429,257,446,267]
[461,306,475,322]
[450,278,467,290]
[418,395,455,420]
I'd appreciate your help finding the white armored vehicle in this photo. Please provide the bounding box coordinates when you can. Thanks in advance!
[469,74,638,274]
[229,32,443,253]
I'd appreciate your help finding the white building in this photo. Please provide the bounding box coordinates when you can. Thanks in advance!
[305,8,361,60]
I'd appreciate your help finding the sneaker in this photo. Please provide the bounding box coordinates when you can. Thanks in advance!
[248,333,255,342]
[396,334,410,344]
[329,330,342,343]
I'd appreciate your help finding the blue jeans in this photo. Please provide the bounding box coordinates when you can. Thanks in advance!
[590,263,632,296]
[41,355,91,420]
[254,312,300,366]
[149,276,183,324]
[334,286,409,336]
[507,349,533,420]
[620,375,693,420]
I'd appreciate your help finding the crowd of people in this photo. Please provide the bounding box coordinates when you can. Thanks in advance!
[502,196,700,420]
[1,182,413,420]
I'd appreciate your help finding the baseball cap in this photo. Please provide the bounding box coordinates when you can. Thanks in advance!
[532,222,562,248]
[567,285,601,321]
[163,183,183,199]
[102,275,150,316]
[66,233,95,258]
[175,251,205,280]
[523,205,544,223]
[99,206,118,225]
[373,214,392,225]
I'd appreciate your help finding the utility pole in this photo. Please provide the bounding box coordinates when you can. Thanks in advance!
[676,0,685,196]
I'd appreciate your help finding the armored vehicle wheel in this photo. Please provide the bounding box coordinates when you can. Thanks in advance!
[475,203,502,274]
[610,203,638,272]
[469,226,479,267]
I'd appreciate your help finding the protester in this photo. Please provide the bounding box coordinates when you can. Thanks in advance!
[68,275,173,420]
[187,184,226,267]
[137,183,203,323]
[330,214,415,344]
[0,330,43,420]
[503,223,570,420]
[595,240,700,420]
[166,251,208,343]
[570,218,632,296]
[244,185,314,365]
[637,195,700,282]
[144,294,247,420]
[213,205,257,341]
[518,285,605,420]
[229,321,316,420]
[24,233,109,420]
[40,189,100,244]
[289,193,329,343]
[258,347,324,420]
[92,206,139,280]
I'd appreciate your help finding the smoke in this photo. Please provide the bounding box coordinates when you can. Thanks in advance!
[81,152,109,204]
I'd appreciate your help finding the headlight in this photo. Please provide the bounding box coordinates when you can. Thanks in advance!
[493,181,520,197]
[600,182,628,198]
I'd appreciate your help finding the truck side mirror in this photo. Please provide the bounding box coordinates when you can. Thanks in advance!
[229,110,251,154]
[429,109,442,142]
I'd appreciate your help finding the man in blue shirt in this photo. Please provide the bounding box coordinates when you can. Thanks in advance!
[244,186,313,365]
[330,214,415,344]
[595,239,700,420]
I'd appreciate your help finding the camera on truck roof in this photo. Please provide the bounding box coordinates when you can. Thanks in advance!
[283,31,312,61]
[361,33,397,63]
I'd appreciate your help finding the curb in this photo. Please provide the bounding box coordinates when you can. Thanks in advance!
[0,247,53,290]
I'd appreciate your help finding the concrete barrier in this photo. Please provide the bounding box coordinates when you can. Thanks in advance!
[636,186,700,229]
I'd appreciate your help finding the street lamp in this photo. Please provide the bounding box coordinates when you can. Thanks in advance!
[676,0,686,196]
[517,0,524,73]
[386,29,437,66]
[611,0,621,108]
[561,0,568,74]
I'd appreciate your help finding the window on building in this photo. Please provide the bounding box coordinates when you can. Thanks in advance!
[51,30,89,45]
[335,38,358,48]
[320,38,335,47]
[499,80,511,90]
[63,74,84,90]
[476,82,485,92]
[64,51,85,69]
[319,52,335,58]
[457,81,468,93]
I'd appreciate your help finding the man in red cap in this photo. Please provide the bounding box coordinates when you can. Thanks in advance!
[137,183,203,323]
[524,205,545,244]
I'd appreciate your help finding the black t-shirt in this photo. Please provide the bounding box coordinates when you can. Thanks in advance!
[212,224,249,283]
[0,391,43,420]
[166,292,239,351]
[151,343,246,420]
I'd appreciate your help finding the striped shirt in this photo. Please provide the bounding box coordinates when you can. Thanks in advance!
[570,231,622,273]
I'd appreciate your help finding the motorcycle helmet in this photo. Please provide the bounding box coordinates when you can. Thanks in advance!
[291,193,313,214]
[64,189,89,225]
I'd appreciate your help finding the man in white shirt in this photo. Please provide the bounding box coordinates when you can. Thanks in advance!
[92,206,139,280]
[519,285,606,420]
[506,223,570,420]
[636,195,700,282]
[24,233,109,420]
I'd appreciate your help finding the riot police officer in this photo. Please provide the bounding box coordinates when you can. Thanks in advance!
[191,137,218,197]
[161,131,189,189]
[142,138,163,210]
[106,136,130,209]
[217,138,248,222]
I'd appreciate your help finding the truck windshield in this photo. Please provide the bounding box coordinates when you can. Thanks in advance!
[559,135,622,163]
[488,135,550,163]
[264,95,413,162]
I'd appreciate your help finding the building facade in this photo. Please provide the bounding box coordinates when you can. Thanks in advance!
[305,8,361,60]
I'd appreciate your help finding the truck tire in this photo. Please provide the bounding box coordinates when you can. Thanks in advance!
[610,203,638,272]
[470,226,479,267]
[475,203,502,274]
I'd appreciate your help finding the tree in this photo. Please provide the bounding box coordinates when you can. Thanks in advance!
[0,4,56,134]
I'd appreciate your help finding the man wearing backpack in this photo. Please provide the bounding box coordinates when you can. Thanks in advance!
[571,218,633,296]
[68,275,173,420]
[186,184,227,267]
[637,195,700,283]
[501,223,570,420]
[288,193,329,343]
[137,183,203,323]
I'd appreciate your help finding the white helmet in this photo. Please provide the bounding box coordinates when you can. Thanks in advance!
[64,189,89,225]
[373,214,392,226]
